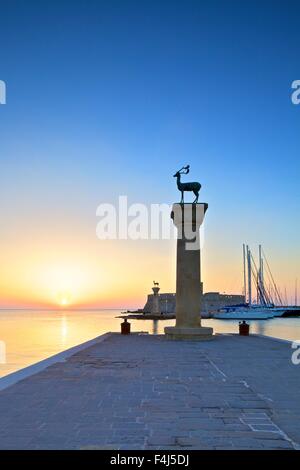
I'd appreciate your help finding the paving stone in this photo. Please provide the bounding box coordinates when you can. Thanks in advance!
[250,424,280,432]
[0,333,299,450]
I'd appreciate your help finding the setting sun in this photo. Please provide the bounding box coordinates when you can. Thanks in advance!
[57,291,72,307]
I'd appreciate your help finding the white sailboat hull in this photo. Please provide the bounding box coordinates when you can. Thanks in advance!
[213,312,272,320]
[213,307,278,320]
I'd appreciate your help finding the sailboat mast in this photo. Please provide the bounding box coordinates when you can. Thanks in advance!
[243,244,247,303]
[258,244,263,305]
[247,245,252,306]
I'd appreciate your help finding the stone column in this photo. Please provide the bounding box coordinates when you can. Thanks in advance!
[165,203,213,340]
[151,286,160,314]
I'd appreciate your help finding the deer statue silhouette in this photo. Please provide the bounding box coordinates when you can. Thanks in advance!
[173,165,201,203]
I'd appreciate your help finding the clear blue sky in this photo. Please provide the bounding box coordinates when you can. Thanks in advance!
[0,0,299,306]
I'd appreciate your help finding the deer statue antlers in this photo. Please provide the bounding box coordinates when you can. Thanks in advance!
[177,165,190,175]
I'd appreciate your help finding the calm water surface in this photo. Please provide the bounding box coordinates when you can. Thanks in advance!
[0,309,299,377]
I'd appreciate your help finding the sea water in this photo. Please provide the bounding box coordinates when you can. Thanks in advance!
[0,309,299,377]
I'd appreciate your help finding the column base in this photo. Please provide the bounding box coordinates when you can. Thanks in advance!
[164,326,213,341]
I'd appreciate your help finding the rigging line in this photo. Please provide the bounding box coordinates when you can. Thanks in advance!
[260,250,279,304]
[262,248,283,306]
[249,252,271,305]
[262,268,277,304]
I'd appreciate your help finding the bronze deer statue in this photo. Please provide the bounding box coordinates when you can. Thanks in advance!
[173,165,201,203]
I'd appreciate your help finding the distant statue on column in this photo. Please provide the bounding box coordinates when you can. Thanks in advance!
[151,281,160,315]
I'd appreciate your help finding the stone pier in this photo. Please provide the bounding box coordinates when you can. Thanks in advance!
[0,333,299,449]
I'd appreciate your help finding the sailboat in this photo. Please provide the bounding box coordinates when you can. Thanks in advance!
[213,245,297,320]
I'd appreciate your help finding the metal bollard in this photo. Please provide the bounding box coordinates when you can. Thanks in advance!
[121,318,131,335]
[239,320,249,336]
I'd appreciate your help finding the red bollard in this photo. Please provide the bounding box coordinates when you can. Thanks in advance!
[121,318,131,335]
[239,320,249,336]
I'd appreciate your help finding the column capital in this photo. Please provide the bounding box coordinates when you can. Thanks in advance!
[171,203,208,229]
